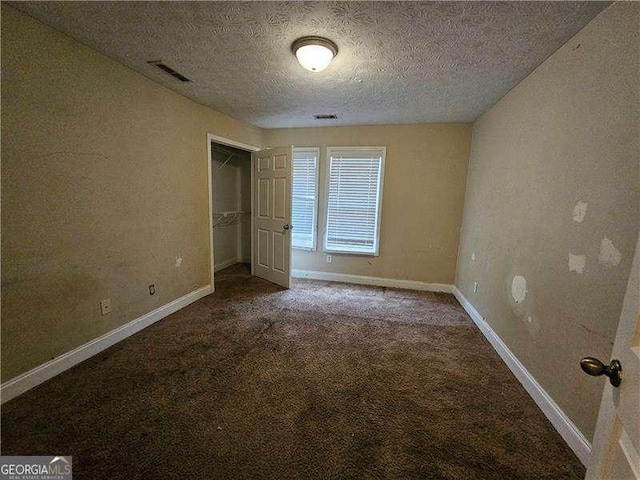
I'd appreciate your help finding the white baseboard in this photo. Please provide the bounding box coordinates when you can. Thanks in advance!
[452,286,591,467]
[292,269,453,293]
[214,257,238,272]
[0,274,591,467]
[0,285,213,404]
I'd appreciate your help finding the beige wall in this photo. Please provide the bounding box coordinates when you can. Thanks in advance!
[456,3,639,441]
[1,6,263,381]
[265,124,471,284]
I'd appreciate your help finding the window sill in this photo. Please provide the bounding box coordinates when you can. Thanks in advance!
[293,246,316,252]
[323,248,379,257]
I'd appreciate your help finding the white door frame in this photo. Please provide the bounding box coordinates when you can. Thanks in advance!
[206,133,260,290]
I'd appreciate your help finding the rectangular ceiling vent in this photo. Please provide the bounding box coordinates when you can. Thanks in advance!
[147,61,191,82]
[314,114,337,120]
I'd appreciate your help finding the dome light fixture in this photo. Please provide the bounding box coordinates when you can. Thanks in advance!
[292,36,338,72]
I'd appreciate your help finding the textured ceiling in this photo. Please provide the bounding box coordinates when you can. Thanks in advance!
[11,1,609,128]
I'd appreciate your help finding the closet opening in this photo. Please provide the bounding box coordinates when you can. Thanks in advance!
[209,138,255,285]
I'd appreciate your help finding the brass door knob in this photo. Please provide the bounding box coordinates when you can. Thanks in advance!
[580,357,622,387]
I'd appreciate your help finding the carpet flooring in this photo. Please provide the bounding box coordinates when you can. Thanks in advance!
[1,264,584,479]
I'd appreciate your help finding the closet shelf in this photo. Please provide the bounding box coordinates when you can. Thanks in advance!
[212,145,245,170]
[213,211,250,228]
[213,211,248,217]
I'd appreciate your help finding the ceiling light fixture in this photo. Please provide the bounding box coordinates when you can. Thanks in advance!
[292,36,338,72]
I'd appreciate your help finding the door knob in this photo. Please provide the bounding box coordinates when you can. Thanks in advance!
[283,224,293,230]
[580,357,622,387]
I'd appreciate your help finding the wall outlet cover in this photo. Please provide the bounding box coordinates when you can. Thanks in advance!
[100,299,111,315]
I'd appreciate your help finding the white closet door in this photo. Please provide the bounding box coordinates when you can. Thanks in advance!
[252,146,293,288]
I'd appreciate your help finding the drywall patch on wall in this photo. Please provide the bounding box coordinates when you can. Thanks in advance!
[598,237,621,267]
[572,201,588,223]
[568,254,586,274]
[511,276,527,304]
[454,1,639,445]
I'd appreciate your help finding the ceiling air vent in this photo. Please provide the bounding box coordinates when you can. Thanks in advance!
[147,61,191,82]
[314,114,337,120]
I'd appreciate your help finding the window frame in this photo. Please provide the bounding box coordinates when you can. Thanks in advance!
[291,146,320,252]
[323,146,386,256]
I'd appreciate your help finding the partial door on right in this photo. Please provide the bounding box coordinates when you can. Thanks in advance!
[585,234,640,480]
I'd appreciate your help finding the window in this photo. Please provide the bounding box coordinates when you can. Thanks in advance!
[324,147,385,255]
[292,147,320,250]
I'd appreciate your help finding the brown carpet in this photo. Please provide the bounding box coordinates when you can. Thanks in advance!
[1,263,584,479]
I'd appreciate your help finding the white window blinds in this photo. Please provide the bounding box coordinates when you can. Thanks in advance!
[325,147,385,255]
[292,147,319,250]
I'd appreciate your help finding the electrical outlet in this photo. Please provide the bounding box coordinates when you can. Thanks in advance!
[326,255,332,263]
[149,284,156,295]
[100,299,111,315]
[473,282,479,293]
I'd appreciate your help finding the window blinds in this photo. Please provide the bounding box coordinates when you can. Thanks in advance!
[325,148,385,255]
[292,148,319,250]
